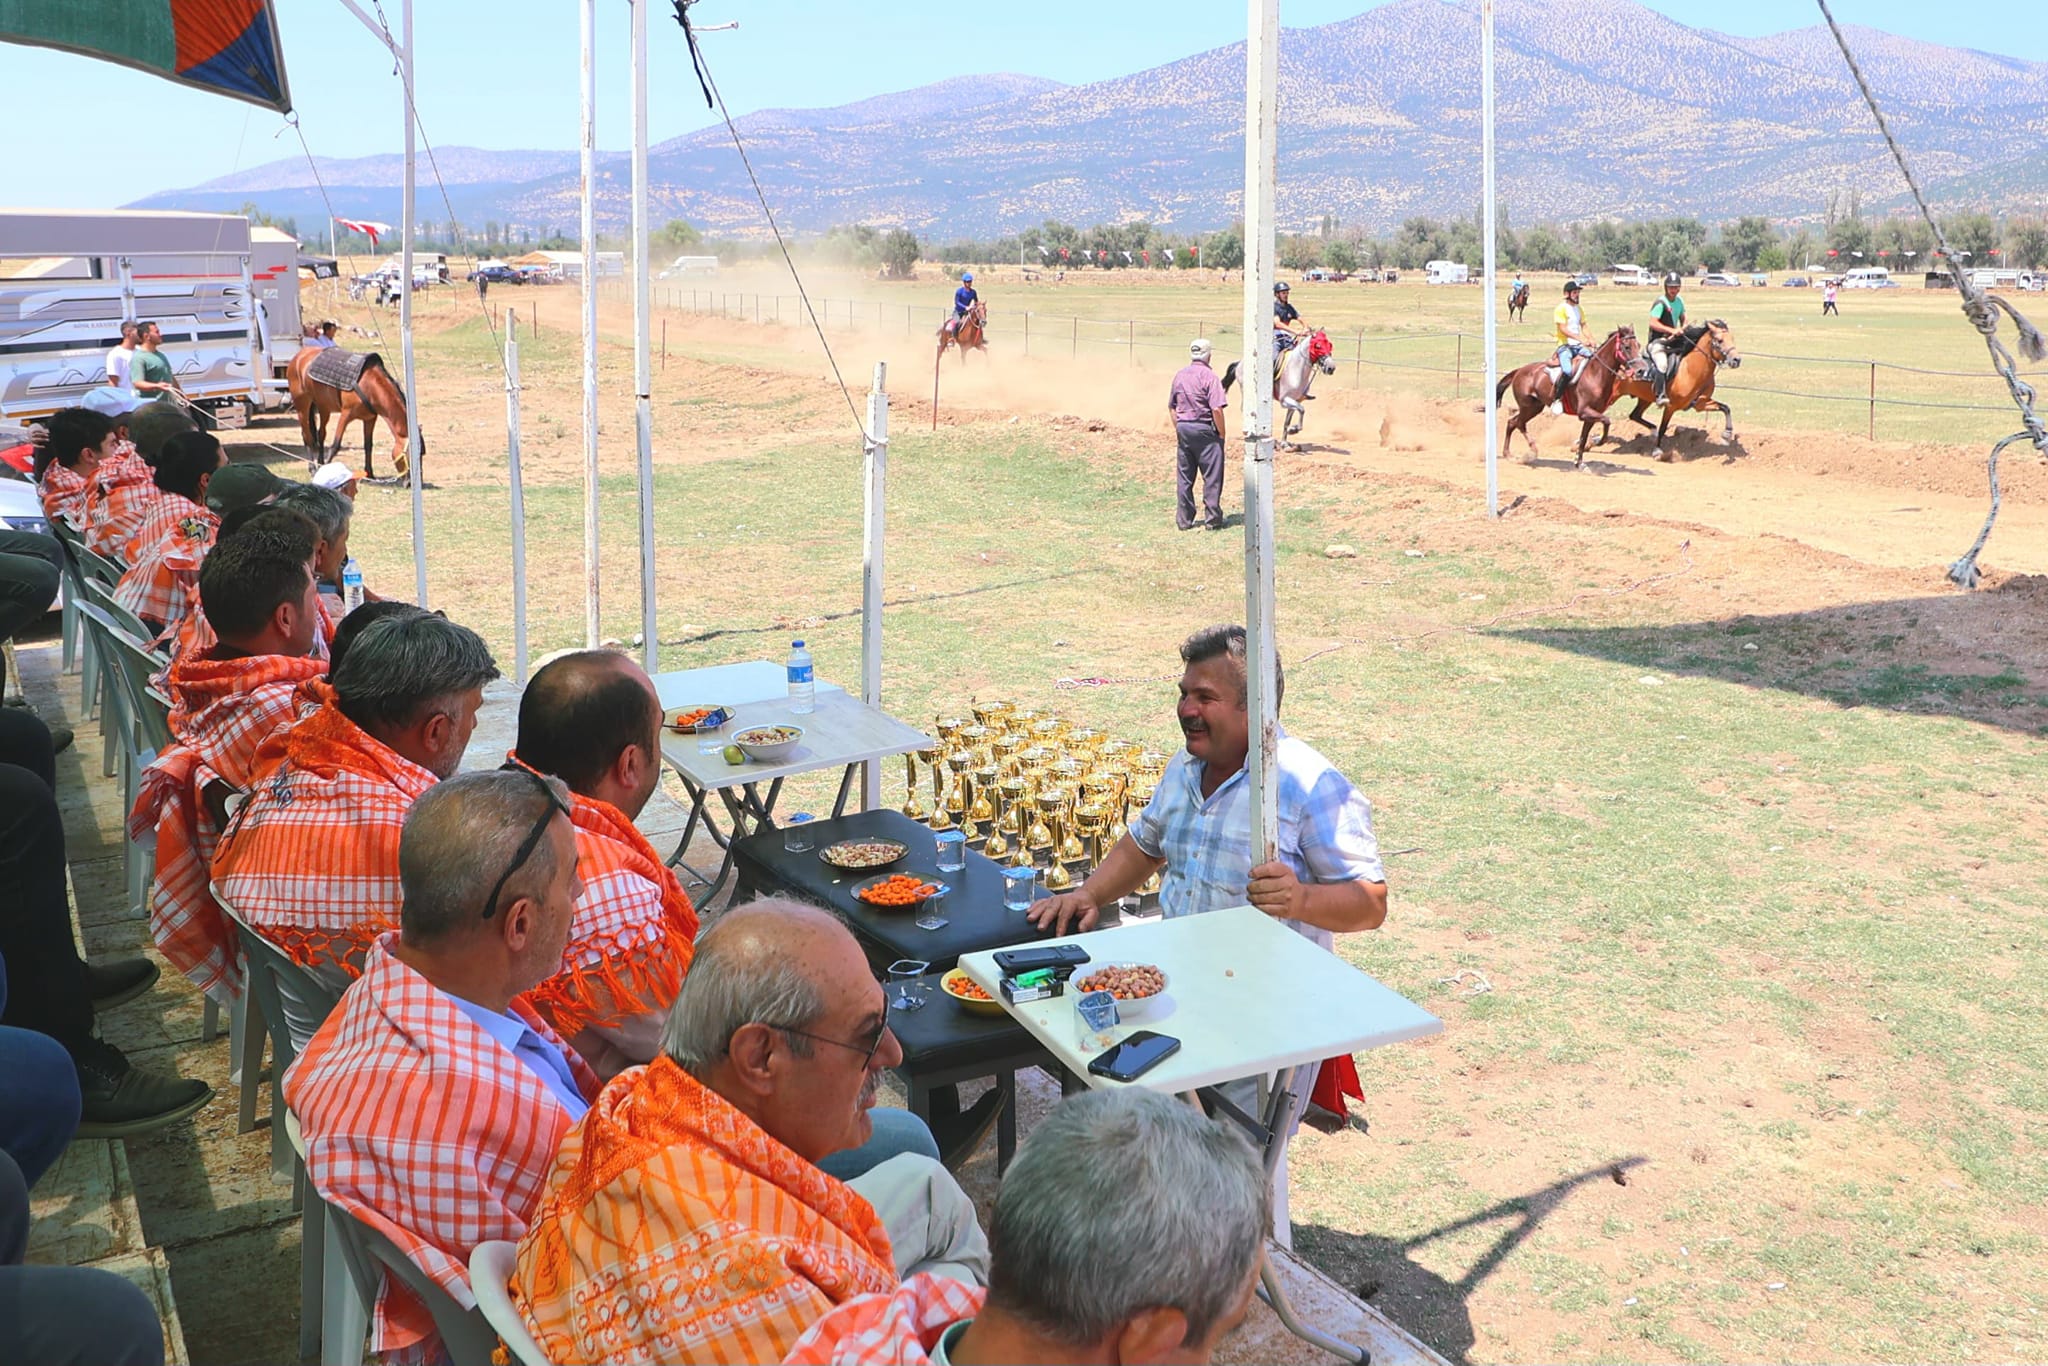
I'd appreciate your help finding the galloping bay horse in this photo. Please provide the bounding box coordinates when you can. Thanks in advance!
[1609,319,1741,460]
[1494,326,1640,466]
[286,346,421,480]
[1507,280,1531,323]
[937,300,988,363]
[1220,329,1338,447]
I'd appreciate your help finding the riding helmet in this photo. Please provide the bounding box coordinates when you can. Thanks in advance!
[1663,272,1682,287]
[1563,278,1581,292]
[962,271,973,282]
[1274,281,1290,293]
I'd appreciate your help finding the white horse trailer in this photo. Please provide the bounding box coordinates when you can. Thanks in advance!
[1425,259,1470,285]
[0,209,291,423]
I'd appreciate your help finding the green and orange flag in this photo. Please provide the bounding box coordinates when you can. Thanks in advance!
[0,0,290,113]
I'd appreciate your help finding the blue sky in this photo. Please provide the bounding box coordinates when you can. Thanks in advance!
[2,0,2041,209]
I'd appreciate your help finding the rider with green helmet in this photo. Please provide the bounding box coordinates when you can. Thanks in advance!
[1646,272,1687,401]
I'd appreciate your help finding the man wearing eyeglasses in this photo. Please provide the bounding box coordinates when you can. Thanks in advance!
[287,768,599,1366]
[213,612,499,1012]
[513,899,989,1366]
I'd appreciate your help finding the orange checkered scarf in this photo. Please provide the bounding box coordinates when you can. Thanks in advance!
[86,450,156,558]
[129,650,327,996]
[285,935,599,1362]
[38,460,91,524]
[514,1055,898,1366]
[158,593,336,669]
[211,681,437,973]
[505,752,700,1040]
[113,493,216,628]
[784,1274,988,1366]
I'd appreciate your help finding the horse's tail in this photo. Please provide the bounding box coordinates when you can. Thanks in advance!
[1221,361,1239,393]
[1494,368,1515,405]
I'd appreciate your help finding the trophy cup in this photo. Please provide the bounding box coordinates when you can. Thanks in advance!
[1026,788,1060,862]
[983,779,1013,862]
[900,752,928,823]
[926,746,954,831]
[1040,788,1075,892]
[1057,788,1088,865]
[943,751,973,831]
[1071,802,1109,872]
[969,762,1000,837]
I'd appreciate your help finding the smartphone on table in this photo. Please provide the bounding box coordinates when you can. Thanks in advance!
[993,944,1090,976]
[1086,1030,1181,1082]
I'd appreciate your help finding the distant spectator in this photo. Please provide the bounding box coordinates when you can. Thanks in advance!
[105,320,140,392]
[1822,279,1840,316]
[130,322,181,405]
[312,461,359,500]
[306,319,340,350]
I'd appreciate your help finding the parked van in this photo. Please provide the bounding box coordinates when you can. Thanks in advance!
[1842,266,1894,289]
[1609,263,1653,286]
[1424,259,1469,285]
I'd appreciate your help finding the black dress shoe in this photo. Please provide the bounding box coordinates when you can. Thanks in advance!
[49,724,74,755]
[71,1037,214,1139]
[87,958,161,1011]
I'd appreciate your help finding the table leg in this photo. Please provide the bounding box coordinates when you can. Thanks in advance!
[995,1072,1017,1173]
[1258,1259,1370,1365]
[831,763,859,817]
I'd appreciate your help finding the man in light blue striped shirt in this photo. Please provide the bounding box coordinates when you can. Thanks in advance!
[1029,623,1387,948]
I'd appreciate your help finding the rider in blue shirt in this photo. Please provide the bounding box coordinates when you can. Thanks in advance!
[949,272,979,335]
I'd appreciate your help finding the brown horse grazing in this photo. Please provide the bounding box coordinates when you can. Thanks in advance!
[1494,326,1640,466]
[286,346,420,480]
[1507,280,1531,323]
[1610,320,1741,461]
[937,299,987,364]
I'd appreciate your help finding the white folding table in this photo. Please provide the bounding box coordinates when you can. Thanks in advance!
[652,661,929,900]
[959,906,1442,1364]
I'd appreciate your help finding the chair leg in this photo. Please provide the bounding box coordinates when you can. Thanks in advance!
[299,1178,325,1361]
[271,1070,293,1181]
[235,992,267,1133]
[320,1200,371,1366]
[201,995,221,1044]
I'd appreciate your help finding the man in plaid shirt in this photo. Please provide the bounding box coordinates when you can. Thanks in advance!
[130,516,328,999]
[112,430,224,635]
[285,768,600,1364]
[509,650,698,1076]
[785,1089,1268,1366]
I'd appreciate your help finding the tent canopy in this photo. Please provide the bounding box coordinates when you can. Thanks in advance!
[0,0,291,113]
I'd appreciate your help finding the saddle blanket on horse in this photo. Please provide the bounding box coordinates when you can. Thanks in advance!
[306,347,378,394]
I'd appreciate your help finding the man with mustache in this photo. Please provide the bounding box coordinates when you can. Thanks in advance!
[1030,623,1387,1239]
[510,898,988,1366]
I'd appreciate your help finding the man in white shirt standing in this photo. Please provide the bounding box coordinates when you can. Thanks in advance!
[105,322,140,392]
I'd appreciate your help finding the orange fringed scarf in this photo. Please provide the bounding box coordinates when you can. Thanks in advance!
[513,1056,898,1366]
[211,680,436,974]
[38,461,90,524]
[504,752,700,1040]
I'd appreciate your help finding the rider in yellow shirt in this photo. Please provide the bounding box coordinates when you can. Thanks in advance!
[1552,278,1591,396]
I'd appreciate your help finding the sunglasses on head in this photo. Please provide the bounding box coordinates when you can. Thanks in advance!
[482,765,573,921]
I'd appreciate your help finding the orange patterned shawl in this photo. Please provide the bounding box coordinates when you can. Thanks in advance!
[85,448,157,558]
[210,680,436,973]
[513,1055,898,1366]
[505,752,700,1041]
[38,460,91,525]
[128,650,327,996]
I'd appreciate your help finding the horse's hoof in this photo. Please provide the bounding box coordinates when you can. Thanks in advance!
[1654,450,1672,463]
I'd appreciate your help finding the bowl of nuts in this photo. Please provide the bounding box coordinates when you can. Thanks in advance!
[1071,962,1171,1020]
[732,724,804,763]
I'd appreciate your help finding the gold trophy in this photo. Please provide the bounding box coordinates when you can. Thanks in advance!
[969,762,1000,833]
[926,747,954,830]
[1026,788,1060,859]
[1071,802,1109,870]
[1067,726,1106,755]
[982,779,1012,862]
[900,752,928,822]
[970,699,1013,728]
[1057,790,1088,864]
[943,751,974,831]
[997,776,1030,839]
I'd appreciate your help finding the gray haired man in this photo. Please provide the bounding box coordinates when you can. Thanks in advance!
[786,1087,1270,1364]
[1168,338,1229,531]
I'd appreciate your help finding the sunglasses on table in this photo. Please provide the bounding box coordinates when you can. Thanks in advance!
[483,765,574,921]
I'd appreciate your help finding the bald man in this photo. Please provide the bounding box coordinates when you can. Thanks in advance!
[512,898,988,1366]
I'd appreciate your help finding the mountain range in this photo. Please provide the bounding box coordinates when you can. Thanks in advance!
[132,0,2048,240]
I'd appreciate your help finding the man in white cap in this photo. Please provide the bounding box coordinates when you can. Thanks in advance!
[311,462,358,500]
[1167,339,1229,531]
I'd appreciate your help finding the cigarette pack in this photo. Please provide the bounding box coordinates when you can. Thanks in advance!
[1000,974,1066,1006]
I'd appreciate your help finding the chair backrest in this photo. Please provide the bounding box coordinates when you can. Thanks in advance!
[216,887,344,1061]
[285,1111,505,1366]
[79,574,158,646]
[72,599,137,759]
[75,599,172,757]
[76,543,126,587]
[468,1242,550,1366]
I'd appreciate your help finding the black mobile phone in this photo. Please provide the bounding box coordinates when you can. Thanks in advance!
[993,944,1091,975]
[1087,1030,1182,1082]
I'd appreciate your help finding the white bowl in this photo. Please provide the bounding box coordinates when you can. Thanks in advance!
[1072,962,1172,1021]
[733,723,804,763]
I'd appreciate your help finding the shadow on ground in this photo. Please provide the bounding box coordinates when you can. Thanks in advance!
[1502,576,2048,735]
[1294,1158,1647,1365]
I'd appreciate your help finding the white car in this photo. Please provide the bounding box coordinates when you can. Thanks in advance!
[1699,272,1742,287]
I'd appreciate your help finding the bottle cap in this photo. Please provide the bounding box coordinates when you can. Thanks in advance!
[793,639,805,648]
[787,812,814,826]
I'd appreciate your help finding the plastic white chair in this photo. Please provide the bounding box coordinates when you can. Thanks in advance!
[468,1242,550,1366]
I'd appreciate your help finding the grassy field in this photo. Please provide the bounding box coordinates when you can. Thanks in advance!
[282,295,2048,1362]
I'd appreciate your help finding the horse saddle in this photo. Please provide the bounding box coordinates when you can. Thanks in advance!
[307,348,377,394]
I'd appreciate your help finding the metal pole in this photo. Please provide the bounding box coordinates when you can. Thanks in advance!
[632,0,657,672]
[579,0,600,646]
[506,309,528,682]
[1482,0,1499,516]
[860,362,889,810]
[1241,0,1281,889]
[1868,361,1876,441]
[401,0,426,606]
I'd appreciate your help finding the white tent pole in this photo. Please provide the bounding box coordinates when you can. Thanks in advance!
[1482,0,1500,517]
[860,361,889,811]
[631,0,656,672]
[1241,0,1281,870]
[579,0,601,647]
[401,0,426,606]
[506,308,529,683]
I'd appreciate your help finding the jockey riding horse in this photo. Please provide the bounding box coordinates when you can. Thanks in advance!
[1550,278,1593,399]
[944,272,980,338]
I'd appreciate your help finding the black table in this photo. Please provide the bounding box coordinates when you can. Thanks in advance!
[734,809,1055,973]
[888,971,1056,1174]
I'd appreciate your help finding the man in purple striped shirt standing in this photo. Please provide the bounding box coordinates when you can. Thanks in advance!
[1168,338,1229,531]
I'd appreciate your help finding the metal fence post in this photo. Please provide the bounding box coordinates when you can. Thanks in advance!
[1024,312,1030,354]
[1869,361,1877,441]
[1454,333,1464,398]
[1072,316,1078,357]
[1354,327,1364,388]
[1128,319,1135,366]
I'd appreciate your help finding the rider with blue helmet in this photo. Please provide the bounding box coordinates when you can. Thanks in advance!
[1273,280,1306,355]
[953,272,978,319]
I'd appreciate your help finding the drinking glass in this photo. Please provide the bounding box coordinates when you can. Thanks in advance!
[914,887,950,932]
[783,812,817,854]
[1002,865,1038,912]
[887,959,931,1011]
[934,827,967,873]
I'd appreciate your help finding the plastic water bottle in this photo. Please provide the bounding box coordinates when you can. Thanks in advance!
[341,557,364,614]
[786,639,815,714]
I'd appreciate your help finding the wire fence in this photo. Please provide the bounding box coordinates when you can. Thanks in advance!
[606,281,2048,445]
